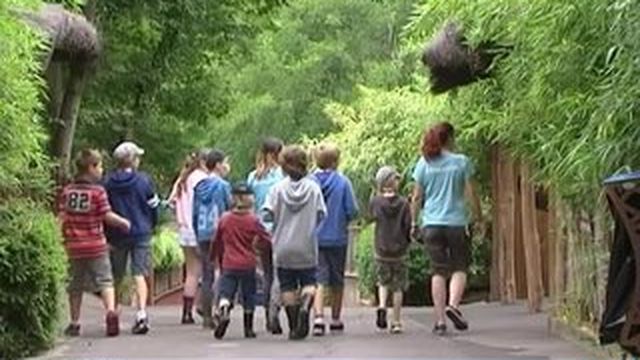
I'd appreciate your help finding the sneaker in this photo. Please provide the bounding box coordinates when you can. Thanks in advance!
[132,316,150,335]
[376,308,388,330]
[432,323,447,336]
[312,317,326,337]
[390,322,403,334]
[329,320,344,333]
[106,311,119,337]
[214,305,231,340]
[64,323,81,337]
[445,306,469,331]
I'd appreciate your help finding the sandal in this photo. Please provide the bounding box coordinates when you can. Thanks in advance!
[445,306,469,331]
[312,317,326,337]
[329,320,344,332]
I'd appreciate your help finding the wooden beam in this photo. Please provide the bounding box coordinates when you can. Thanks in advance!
[520,163,544,313]
[489,145,502,301]
[500,150,517,303]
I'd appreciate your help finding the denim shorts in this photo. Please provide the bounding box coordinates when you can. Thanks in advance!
[218,269,257,311]
[110,237,151,279]
[277,267,316,292]
[317,246,347,287]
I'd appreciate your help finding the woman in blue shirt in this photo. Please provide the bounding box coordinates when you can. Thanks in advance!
[411,122,481,336]
[247,137,285,335]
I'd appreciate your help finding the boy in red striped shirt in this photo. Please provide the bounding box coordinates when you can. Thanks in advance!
[58,149,130,337]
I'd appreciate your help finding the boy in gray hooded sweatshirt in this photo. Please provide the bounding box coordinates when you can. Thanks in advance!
[263,145,327,340]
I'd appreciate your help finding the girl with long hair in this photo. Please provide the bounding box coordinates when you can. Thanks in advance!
[168,151,209,324]
[246,137,285,334]
[410,122,482,336]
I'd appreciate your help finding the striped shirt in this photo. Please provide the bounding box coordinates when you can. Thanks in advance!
[59,181,111,259]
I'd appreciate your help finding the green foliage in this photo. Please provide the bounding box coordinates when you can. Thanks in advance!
[152,227,184,272]
[211,0,416,177]
[0,202,66,360]
[0,0,50,199]
[404,0,640,207]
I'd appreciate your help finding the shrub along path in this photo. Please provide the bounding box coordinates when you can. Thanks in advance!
[35,296,599,359]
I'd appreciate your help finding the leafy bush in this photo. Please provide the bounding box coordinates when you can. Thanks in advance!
[0,202,66,360]
[356,223,489,305]
[152,227,184,272]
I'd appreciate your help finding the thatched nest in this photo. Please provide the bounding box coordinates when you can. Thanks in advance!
[14,4,101,67]
[422,22,510,94]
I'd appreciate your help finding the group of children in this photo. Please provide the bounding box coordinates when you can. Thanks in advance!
[58,138,419,341]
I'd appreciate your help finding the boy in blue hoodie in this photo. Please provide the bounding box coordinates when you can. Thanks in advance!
[311,143,358,336]
[192,148,231,329]
[104,141,159,335]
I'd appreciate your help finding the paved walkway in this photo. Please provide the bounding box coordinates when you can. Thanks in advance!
[36,296,602,360]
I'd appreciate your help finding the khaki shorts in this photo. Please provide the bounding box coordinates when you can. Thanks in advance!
[376,260,408,292]
[422,226,469,276]
[68,254,114,293]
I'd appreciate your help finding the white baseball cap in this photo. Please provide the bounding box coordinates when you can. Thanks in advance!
[113,141,145,160]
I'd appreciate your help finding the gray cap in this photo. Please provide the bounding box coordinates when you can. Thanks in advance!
[375,166,400,189]
[113,141,144,160]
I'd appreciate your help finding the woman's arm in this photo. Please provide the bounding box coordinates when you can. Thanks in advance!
[465,179,482,223]
[410,183,424,241]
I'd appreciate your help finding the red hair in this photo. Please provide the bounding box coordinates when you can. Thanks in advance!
[422,122,455,160]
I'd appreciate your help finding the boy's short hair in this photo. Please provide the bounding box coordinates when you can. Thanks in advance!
[203,148,226,171]
[75,149,102,174]
[314,143,340,170]
[113,141,144,168]
[280,145,308,181]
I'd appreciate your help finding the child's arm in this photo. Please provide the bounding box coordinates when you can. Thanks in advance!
[105,211,131,232]
[344,178,359,221]
[401,199,413,244]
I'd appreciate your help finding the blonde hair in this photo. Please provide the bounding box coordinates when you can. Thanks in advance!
[74,149,102,174]
[314,143,340,170]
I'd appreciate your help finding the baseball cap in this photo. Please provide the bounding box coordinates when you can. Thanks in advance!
[113,141,144,160]
[375,166,400,189]
[232,182,253,195]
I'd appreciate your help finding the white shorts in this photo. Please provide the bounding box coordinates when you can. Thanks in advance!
[178,227,198,247]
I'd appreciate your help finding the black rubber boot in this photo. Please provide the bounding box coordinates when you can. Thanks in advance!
[271,306,283,335]
[285,305,301,340]
[296,293,314,339]
[244,311,257,338]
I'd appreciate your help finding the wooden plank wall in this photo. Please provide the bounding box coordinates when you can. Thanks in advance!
[490,146,555,312]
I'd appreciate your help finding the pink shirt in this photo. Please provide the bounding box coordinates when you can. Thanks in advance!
[171,169,208,238]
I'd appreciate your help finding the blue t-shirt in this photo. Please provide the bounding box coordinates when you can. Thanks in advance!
[247,167,284,231]
[412,151,473,227]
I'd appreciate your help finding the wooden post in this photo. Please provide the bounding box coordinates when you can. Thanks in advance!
[499,151,517,303]
[520,163,543,313]
[489,145,502,301]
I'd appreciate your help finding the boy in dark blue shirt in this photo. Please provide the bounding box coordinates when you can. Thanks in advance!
[104,141,159,335]
[311,143,358,336]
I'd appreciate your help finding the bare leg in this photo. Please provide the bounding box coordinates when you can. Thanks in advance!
[431,274,447,324]
[314,285,325,319]
[183,247,201,297]
[392,291,403,324]
[448,271,467,308]
[282,290,298,306]
[378,285,389,308]
[330,287,344,321]
[101,286,116,312]
[134,275,148,312]
[69,292,83,324]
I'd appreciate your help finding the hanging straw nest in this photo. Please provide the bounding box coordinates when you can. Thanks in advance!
[13,4,101,68]
[422,22,510,94]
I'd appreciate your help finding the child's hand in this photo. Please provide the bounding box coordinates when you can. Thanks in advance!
[411,224,423,244]
[121,219,131,233]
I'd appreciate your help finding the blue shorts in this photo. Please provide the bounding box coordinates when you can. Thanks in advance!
[317,246,347,287]
[110,237,151,278]
[277,267,316,293]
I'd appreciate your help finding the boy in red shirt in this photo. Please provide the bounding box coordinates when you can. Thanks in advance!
[58,149,130,337]
[212,183,272,340]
